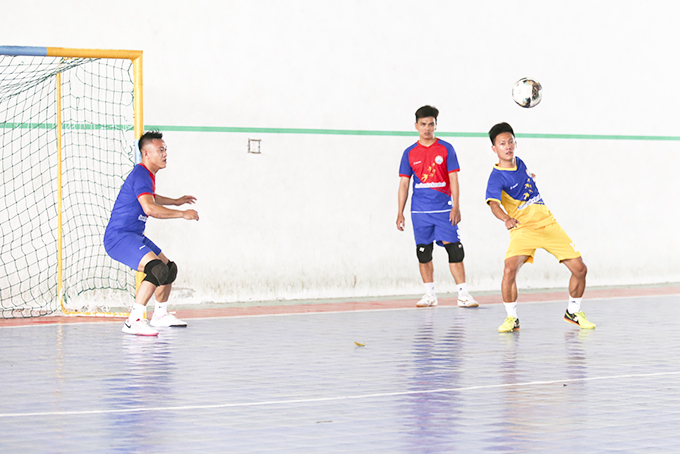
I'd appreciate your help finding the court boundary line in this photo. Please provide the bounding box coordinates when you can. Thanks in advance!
[1,290,677,327]
[1,370,677,419]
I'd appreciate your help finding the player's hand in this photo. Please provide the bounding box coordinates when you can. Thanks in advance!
[449,206,461,226]
[504,218,519,230]
[396,213,405,231]
[176,195,197,205]
[183,209,199,221]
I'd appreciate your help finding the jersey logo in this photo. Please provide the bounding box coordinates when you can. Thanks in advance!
[138,214,148,222]
[518,194,543,210]
[434,155,443,165]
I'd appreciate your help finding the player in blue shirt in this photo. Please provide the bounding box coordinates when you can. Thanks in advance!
[104,131,199,336]
[397,105,477,308]
[485,122,594,332]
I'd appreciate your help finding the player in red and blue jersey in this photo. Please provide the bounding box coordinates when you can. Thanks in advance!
[104,131,199,336]
[485,122,594,332]
[397,105,477,308]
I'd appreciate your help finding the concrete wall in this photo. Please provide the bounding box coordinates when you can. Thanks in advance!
[2,1,678,302]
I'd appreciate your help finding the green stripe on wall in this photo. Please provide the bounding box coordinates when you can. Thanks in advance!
[2,122,678,141]
[146,125,680,141]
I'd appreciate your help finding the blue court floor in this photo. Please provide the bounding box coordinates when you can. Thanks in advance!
[1,291,679,453]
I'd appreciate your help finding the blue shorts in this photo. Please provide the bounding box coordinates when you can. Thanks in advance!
[412,211,460,246]
[103,232,162,271]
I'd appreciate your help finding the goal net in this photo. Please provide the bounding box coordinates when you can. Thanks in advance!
[0,47,143,318]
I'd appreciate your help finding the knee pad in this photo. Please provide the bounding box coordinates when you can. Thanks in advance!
[416,243,434,263]
[444,242,465,263]
[143,259,169,287]
[166,261,178,284]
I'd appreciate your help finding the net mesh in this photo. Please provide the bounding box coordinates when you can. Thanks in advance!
[0,55,136,318]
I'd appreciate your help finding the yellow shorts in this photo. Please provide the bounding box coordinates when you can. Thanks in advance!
[505,222,581,264]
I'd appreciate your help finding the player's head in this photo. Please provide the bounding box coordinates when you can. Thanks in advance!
[414,105,438,142]
[488,122,514,145]
[139,130,163,152]
[415,105,439,122]
[139,130,167,171]
[489,122,517,164]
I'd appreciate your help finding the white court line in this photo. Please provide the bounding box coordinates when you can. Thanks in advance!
[1,370,678,419]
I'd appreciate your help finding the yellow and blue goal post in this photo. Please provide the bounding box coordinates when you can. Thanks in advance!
[0,46,143,317]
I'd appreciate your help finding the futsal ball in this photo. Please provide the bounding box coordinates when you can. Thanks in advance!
[512,78,543,108]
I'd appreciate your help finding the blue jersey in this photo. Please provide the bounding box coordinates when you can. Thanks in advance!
[105,164,155,236]
[399,138,460,213]
[485,156,555,229]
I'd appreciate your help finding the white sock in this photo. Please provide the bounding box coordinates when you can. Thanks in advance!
[424,282,436,296]
[457,282,469,295]
[567,297,582,314]
[129,303,146,321]
[503,301,518,318]
[155,302,168,317]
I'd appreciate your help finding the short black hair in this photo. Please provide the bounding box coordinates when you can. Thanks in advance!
[139,130,163,151]
[488,122,514,145]
[415,105,439,122]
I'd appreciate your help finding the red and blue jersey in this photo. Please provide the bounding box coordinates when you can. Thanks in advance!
[399,138,460,213]
[105,164,155,236]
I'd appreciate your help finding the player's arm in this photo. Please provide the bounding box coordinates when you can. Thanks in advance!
[449,171,461,226]
[487,200,518,230]
[396,176,410,231]
[154,194,197,206]
[139,194,199,221]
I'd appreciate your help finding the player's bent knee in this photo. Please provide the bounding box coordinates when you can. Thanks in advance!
[576,262,588,278]
[143,259,169,287]
[444,242,465,263]
[166,261,178,284]
[416,243,434,263]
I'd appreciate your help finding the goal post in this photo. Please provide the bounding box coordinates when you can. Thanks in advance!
[0,46,144,318]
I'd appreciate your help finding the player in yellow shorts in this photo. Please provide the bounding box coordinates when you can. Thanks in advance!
[485,122,595,332]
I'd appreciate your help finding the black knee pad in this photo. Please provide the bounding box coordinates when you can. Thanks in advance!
[166,261,178,284]
[416,243,434,263]
[143,259,169,287]
[444,242,465,263]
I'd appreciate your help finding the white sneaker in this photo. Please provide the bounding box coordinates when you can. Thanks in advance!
[416,294,438,307]
[122,318,159,336]
[457,293,479,308]
[150,312,188,328]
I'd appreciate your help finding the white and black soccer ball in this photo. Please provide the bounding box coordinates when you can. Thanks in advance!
[512,78,542,108]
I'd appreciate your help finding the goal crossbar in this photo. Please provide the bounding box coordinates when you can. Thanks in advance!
[0,46,144,317]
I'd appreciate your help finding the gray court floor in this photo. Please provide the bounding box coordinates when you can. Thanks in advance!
[1,294,679,453]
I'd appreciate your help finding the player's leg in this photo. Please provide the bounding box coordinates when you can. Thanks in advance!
[433,212,478,307]
[442,242,478,308]
[561,257,594,329]
[502,254,528,303]
[413,213,437,307]
[542,222,595,329]
[119,250,167,336]
[498,227,538,332]
[105,234,160,336]
[153,252,172,303]
[147,252,186,328]
[416,243,437,307]
[135,250,162,306]
[498,255,528,332]
[563,256,587,299]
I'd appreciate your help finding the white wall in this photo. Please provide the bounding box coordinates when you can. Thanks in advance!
[2,1,679,303]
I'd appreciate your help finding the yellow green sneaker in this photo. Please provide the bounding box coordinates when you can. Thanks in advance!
[563,310,596,329]
[498,316,520,333]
